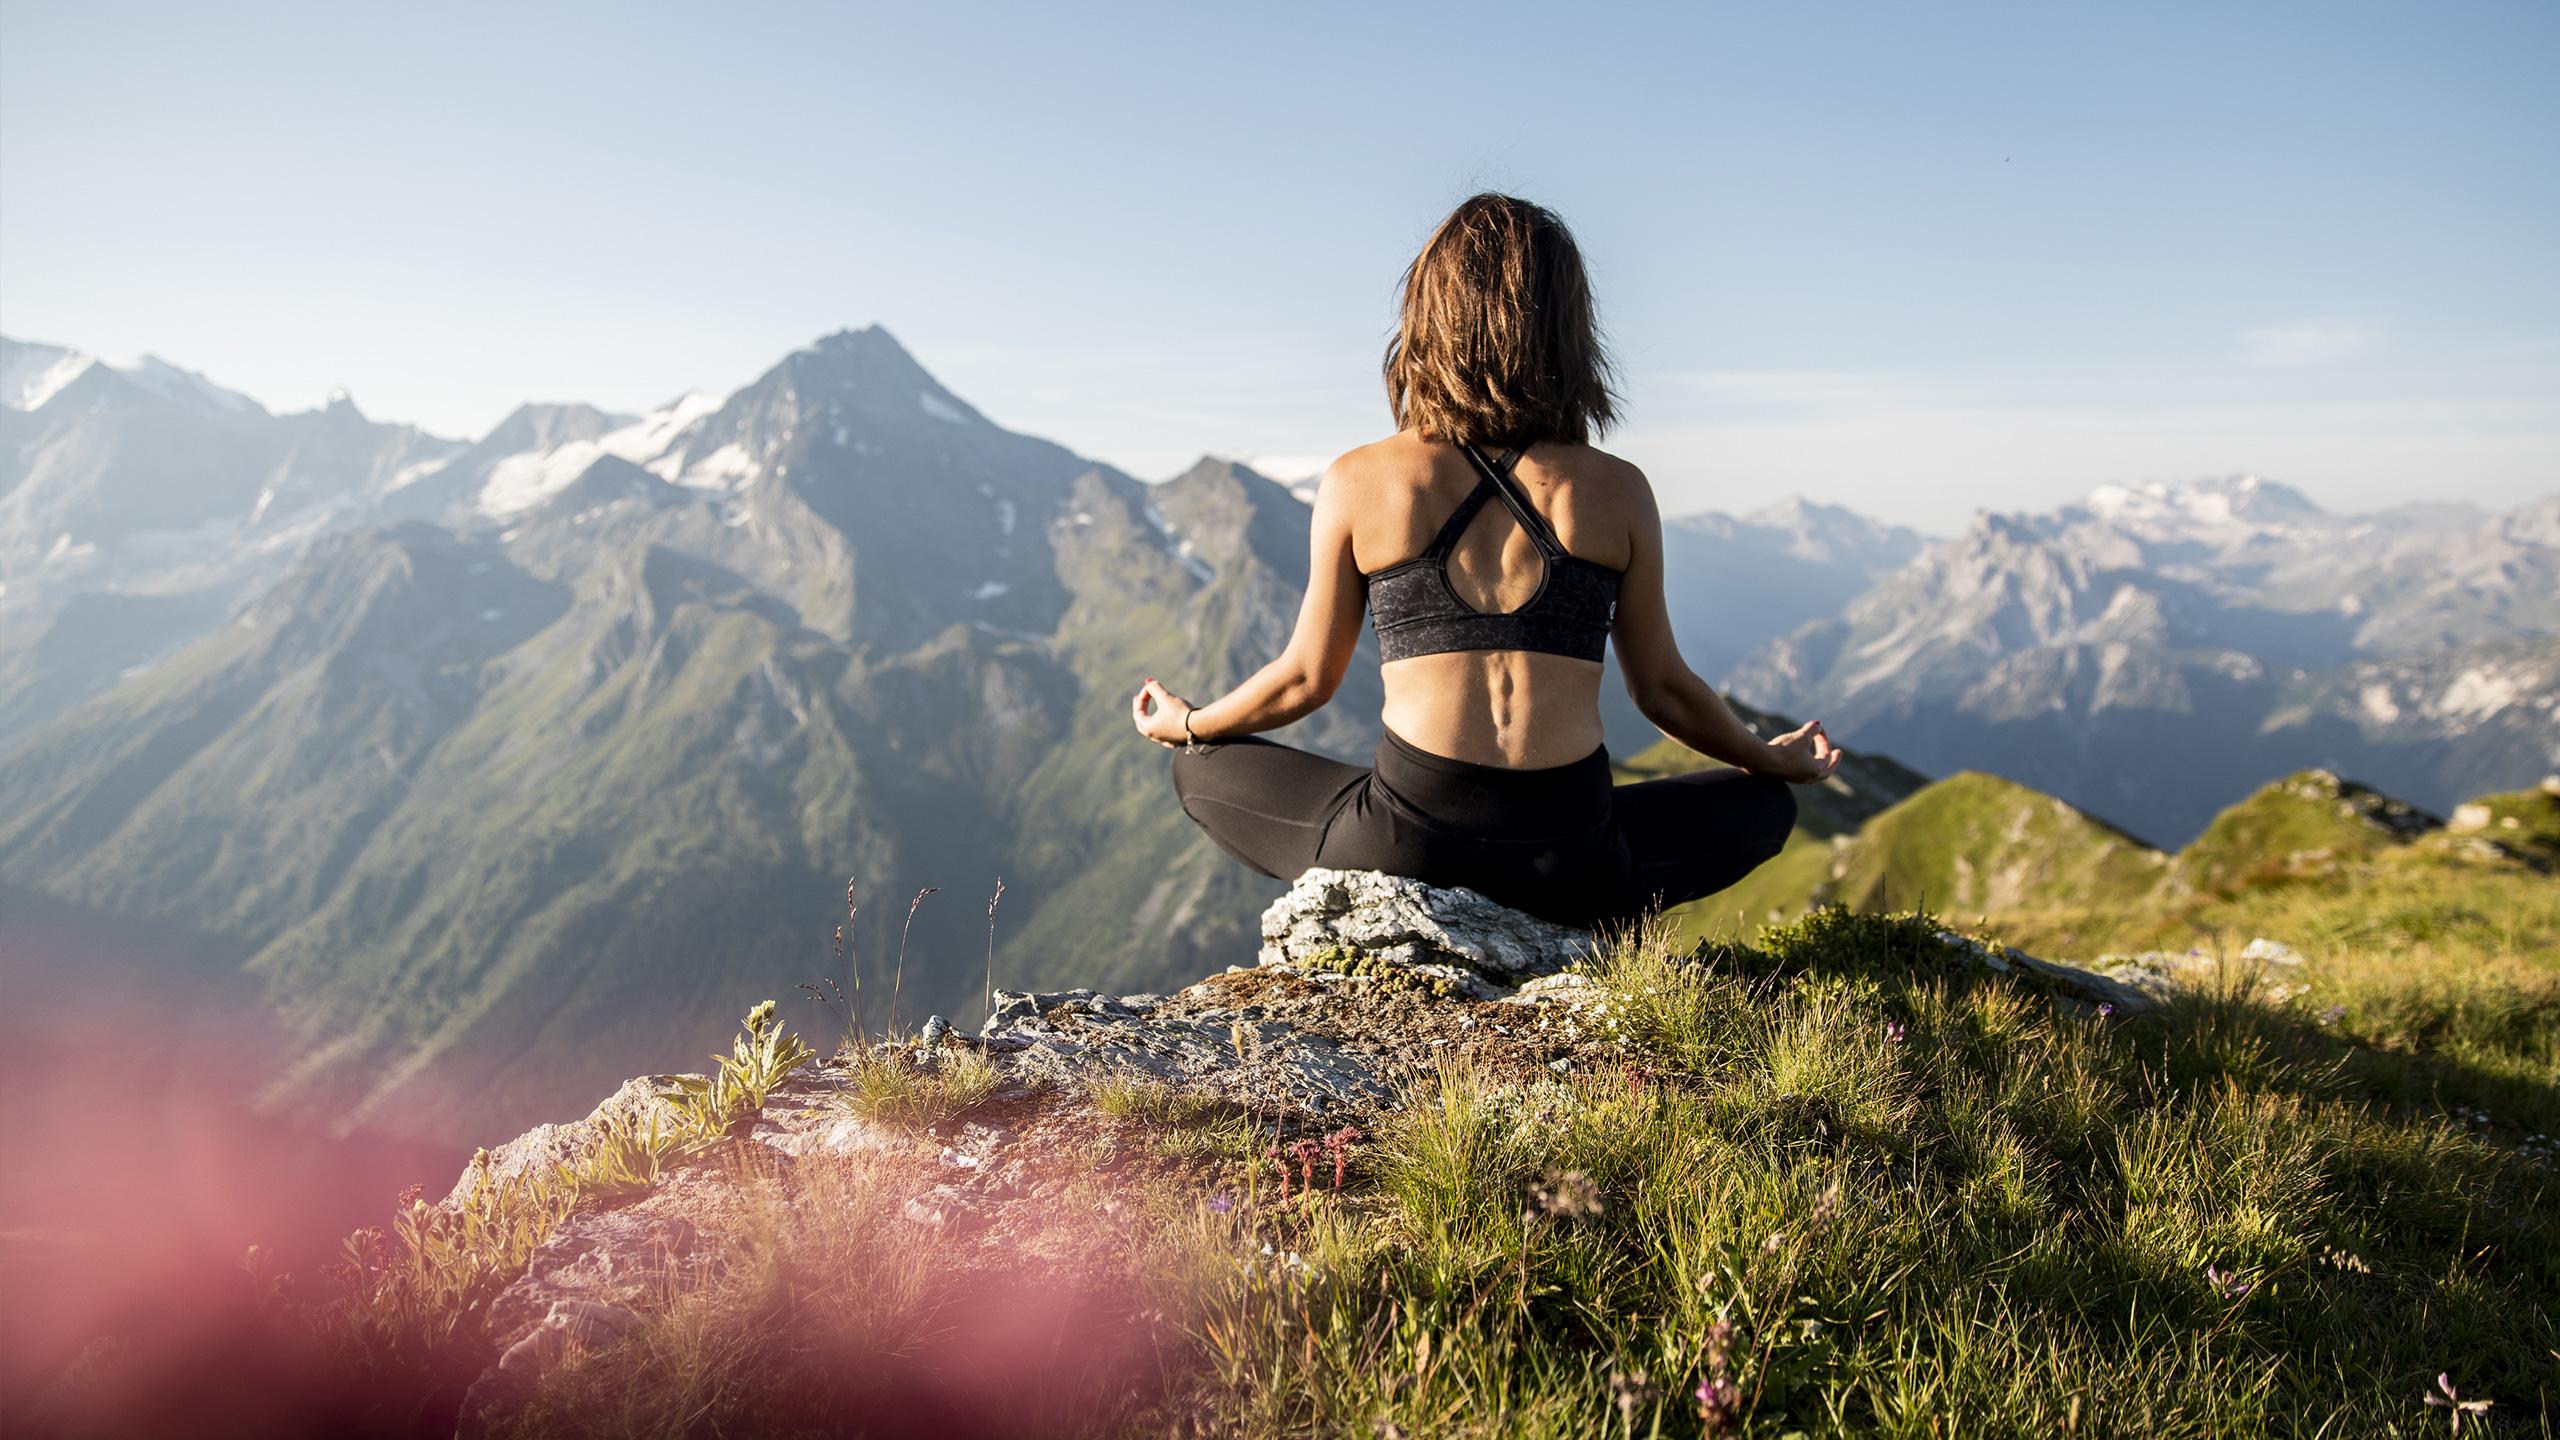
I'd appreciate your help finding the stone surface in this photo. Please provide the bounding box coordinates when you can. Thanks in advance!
[443,1075,672,1207]
[1935,930,2161,1013]
[1257,868,1598,982]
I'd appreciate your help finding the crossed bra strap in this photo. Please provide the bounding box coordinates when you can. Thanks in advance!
[1422,444,1567,559]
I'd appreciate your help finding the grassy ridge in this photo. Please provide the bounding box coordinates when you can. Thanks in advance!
[259,906,2558,1439]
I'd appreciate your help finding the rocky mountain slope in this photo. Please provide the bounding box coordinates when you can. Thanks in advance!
[0,330,1370,1143]
[0,327,1948,1147]
[1728,476,2560,843]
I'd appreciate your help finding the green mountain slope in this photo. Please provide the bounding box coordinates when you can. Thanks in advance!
[2176,768,2440,896]
[0,336,1372,1143]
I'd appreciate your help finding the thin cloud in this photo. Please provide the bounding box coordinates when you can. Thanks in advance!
[2237,320,2381,369]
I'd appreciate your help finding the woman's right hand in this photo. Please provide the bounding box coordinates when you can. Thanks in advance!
[1758,720,1842,784]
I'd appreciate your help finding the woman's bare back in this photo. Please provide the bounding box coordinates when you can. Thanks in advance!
[1336,431,1645,768]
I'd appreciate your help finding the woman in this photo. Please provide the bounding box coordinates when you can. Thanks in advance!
[1130,193,1840,930]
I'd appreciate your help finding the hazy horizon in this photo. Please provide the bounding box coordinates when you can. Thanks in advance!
[6,1,2555,530]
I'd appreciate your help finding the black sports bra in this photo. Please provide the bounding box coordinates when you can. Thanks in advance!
[1363,443,1621,664]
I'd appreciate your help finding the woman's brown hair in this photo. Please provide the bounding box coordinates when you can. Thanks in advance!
[1384,193,1619,447]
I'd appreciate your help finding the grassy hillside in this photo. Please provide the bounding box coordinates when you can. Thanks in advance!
[168,907,2558,1439]
[1680,767,2560,986]
[2177,768,2441,897]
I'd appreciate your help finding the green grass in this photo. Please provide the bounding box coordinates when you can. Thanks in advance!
[2176,769,2439,898]
[1147,912,2558,1437]
[839,1040,1007,1131]
[376,909,2560,1438]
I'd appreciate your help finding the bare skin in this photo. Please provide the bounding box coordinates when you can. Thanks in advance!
[1132,431,1842,784]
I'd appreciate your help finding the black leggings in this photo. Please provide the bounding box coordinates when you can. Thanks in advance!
[1170,727,1797,930]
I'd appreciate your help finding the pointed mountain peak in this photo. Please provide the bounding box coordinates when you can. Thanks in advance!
[0,335,97,411]
[780,325,984,429]
[322,387,366,420]
[1171,454,1263,486]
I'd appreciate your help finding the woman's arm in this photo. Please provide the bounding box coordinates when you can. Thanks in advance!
[1609,469,1842,783]
[1132,463,1368,747]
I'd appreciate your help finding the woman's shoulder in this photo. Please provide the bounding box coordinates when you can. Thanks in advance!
[1320,432,1650,484]
[1532,440,1648,489]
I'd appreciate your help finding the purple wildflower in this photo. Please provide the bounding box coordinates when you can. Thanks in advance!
[1206,1192,1234,1214]
[2424,1372,2493,1433]
[2204,1263,2254,1300]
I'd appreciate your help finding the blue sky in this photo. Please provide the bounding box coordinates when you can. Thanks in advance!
[4,0,2554,529]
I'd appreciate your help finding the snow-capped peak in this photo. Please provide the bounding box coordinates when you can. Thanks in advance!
[478,390,723,517]
[2079,474,2326,538]
[1,338,98,411]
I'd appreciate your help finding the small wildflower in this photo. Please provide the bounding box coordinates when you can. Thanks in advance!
[396,1183,425,1209]
[1606,1365,1658,1429]
[1883,1019,1906,1044]
[1290,1137,1325,1192]
[2096,1002,2116,1020]
[1529,1167,1604,1222]
[1322,1126,1363,1192]
[1695,1317,1742,1434]
[1205,1192,1234,1214]
[1760,1230,1786,1255]
[2423,1372,2493,1433]
[2204,1263,2254,1300]
[1264,1143,1290,1204]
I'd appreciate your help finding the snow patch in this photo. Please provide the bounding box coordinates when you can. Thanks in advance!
[480,441,609,516]
[2438,668,2523,723]
[381,456,446,495]
[918,391,968,425]
[476,393,717,515]
[675,441,759,491]
[2357,683,2402,727]
[4,348,95,410]
[970,580,1010,601]
[994,499,1016,536]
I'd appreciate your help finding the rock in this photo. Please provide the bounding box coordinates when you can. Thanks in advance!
[1935,931,2157,1013]
[493,1299,645,1377]
[459,1180,718,1435]
[483,1201,704,1346]
[1502,972,1605,1006]
[901,1184,986,1232]
[444,1075,673,1207]
[2451,803,2493,832]
[2239,937,2305,966]
[919,1014,952,1047]
[1258,868,1597,983]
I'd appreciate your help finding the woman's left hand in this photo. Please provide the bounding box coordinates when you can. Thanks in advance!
[1131,677,1196,748]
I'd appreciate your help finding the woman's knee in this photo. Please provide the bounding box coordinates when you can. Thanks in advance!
[1748,775,1799,851]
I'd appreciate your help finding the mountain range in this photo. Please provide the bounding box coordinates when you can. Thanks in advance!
[3,327,2552,1144]
[1727,475,2559,842]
